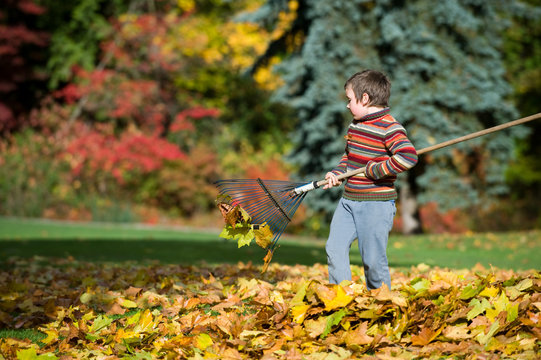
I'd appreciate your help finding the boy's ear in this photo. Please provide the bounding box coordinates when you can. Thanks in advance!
[361,93,370,105]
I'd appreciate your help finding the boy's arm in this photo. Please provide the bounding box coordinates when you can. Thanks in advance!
[330,153,348,176]
[324,153,348,189]
[365,124,418,180]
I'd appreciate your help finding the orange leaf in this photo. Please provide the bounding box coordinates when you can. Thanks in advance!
[184,297,201,309]
[411,326,442,346]
[261,248,274,274]
[344,321,373,346]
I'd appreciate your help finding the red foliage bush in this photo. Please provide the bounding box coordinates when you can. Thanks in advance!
[418,202,469,234]
[171,107,220,133]
[17,1,46,15]
[65,123,186,185]
[146,144,221,216]
[53,84,80,104]
[243,157,291,181]
[0,0,49,134]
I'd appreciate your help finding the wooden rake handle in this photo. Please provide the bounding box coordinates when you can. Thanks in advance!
[308,112,541,190]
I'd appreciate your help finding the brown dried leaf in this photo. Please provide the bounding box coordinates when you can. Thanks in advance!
[344,321,373,347]
[411,326,442,346]
[3,255,540,358]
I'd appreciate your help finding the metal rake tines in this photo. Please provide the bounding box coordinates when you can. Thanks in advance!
[215,178,308,242]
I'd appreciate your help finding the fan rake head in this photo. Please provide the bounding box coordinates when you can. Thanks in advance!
[215,178,309,258]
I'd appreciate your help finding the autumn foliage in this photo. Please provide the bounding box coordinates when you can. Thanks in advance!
[1,258,539,359]
[0,0,295,223]
[0,0,48,135]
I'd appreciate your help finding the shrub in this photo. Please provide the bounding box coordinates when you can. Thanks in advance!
[0,130,65,217]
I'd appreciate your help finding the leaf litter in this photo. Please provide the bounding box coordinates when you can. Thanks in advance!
[0,257,540,359]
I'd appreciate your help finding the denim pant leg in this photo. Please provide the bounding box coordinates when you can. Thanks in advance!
[351,200,396,290]
[326,198,357,284]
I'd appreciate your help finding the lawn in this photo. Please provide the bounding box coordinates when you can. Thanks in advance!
[1,217,539,271]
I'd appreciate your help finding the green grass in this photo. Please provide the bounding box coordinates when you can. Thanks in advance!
[0,217,540,270]
[385,231,540,270]
[0,329,46,344]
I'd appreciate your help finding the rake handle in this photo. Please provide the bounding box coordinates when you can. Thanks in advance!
[312,112,541,189]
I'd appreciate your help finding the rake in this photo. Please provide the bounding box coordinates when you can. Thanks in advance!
[215,112,541,271]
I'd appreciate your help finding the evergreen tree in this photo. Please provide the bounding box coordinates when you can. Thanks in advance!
[246,0,538,232]
[498,0,541,229]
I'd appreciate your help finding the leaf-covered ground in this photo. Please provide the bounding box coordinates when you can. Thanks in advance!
[1,257,540,359]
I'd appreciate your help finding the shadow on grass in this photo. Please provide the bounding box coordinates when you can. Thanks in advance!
[0,238,325,268]
[1,238,423,269]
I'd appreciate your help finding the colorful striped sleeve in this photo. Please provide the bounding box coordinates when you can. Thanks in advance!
[364,122,418,180]
[331,153,348,176]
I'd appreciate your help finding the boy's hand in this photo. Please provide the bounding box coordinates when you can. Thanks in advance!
[323,172,342,189]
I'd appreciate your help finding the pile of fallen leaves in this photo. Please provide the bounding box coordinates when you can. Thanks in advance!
[1,257,540,359]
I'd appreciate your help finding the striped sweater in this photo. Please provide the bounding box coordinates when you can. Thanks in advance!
[331,108,418,201]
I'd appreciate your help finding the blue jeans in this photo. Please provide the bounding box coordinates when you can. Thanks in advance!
[326,198,396,290]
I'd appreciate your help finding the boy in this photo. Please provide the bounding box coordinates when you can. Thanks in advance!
[324,70,418,290]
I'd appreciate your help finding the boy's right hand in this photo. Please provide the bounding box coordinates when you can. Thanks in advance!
[323,172,342,189]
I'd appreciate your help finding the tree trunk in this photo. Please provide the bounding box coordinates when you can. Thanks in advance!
[400,180,421,234]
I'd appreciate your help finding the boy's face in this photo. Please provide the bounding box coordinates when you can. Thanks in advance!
[345,86,369,121]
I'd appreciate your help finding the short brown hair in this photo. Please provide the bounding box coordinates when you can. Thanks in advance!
[344,70,391,107]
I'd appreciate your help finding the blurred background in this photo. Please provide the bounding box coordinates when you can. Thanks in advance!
[1,0,540,237]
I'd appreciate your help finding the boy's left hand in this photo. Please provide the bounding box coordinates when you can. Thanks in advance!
[324,172,342,189]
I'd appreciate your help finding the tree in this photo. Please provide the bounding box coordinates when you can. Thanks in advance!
[35,0,132,89]
[0,0,48,136]
[245,0,536,233]
[489,0,541,230]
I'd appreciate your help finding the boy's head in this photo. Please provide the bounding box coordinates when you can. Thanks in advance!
[344,70,391,107]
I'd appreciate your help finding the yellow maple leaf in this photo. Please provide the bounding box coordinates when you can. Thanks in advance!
[254,222,274,249]
[135,309,154,333]
[290,280,311,308]
[40,330,59,345]
[291,304,311,324]
[479,286,499,298]
[195,333,213,350]
[430,270,459,286]
[315,284,353,311]
[113,328,138,343]
[476,321,500,345]
[486,291,509,322]
[120,299,138,308]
